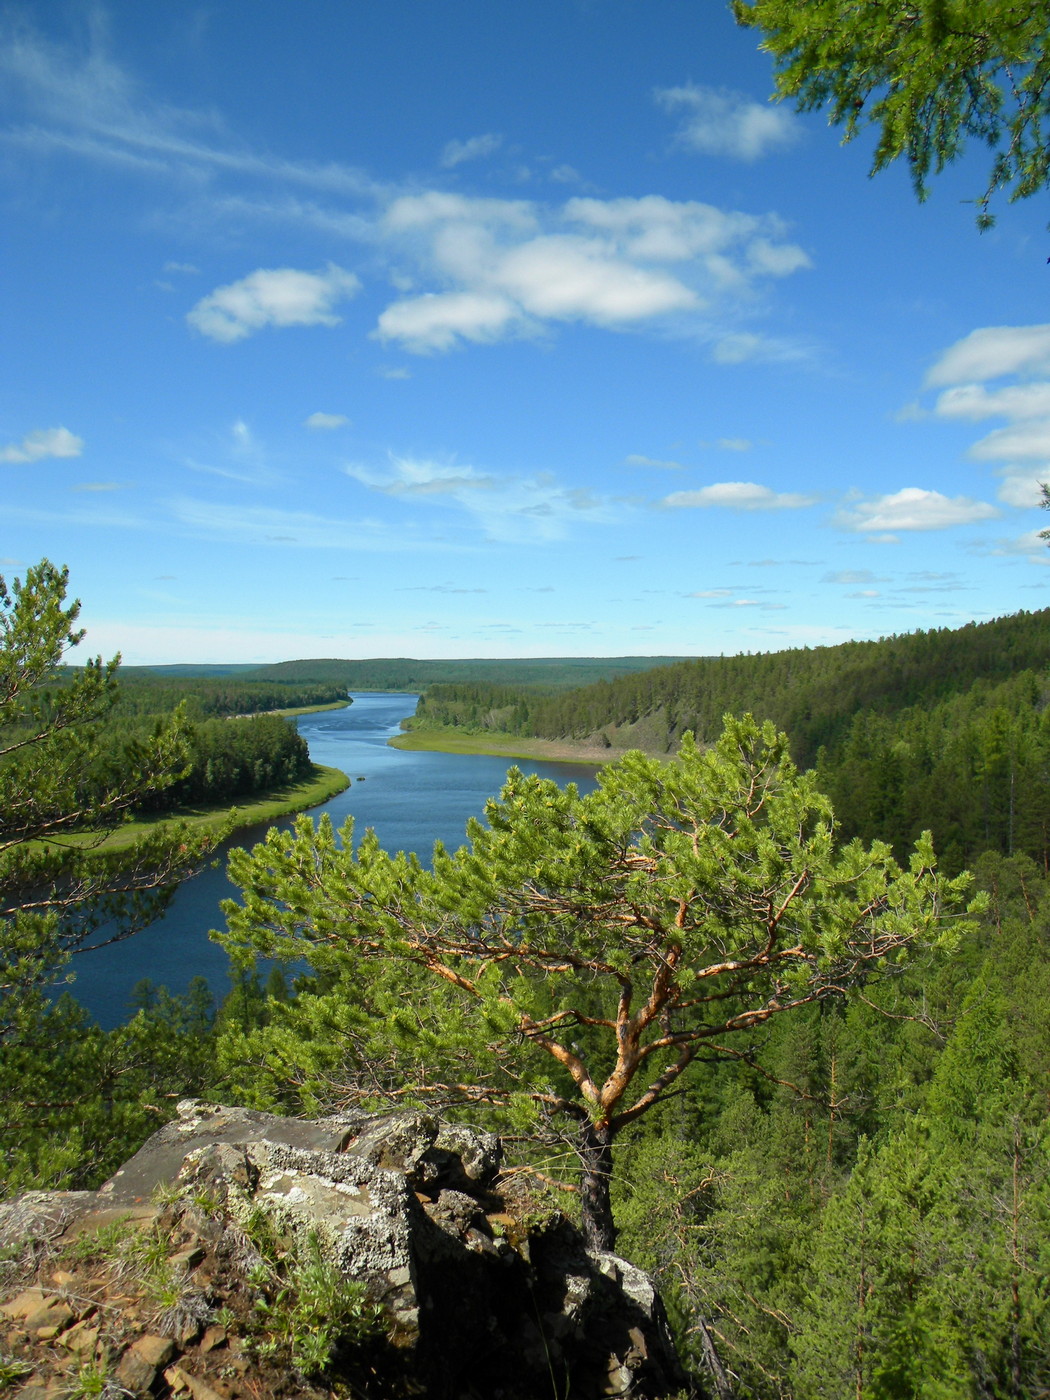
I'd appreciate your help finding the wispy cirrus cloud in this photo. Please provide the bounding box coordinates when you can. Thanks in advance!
[1,426,84,463]
[655,84,801,161]
[625,454,683,470]
[304,412,350,430]
[168,498,436,551]
[344,454,616,542]
[441,133,503,168]
[3,26,811,363]
[0,25,381,197]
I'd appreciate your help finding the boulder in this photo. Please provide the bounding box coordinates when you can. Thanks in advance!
[0,1101,691,1399]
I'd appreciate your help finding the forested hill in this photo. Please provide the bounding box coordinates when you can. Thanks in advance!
[411,608,1050,763]
[244,655,694,691]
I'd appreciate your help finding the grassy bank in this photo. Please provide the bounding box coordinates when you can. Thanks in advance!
[74,764,350,853]
[389,727,618,765]
[243,699,351,718]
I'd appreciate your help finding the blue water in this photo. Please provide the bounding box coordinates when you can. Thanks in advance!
[70,694,600,1028]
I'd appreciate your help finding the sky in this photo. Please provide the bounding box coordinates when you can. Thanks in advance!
[4,1,1050,665]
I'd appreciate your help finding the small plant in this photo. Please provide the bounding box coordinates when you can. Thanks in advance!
[59,1363,133,1400]
[0,1354,33,1389]
[241,1219,383,1378]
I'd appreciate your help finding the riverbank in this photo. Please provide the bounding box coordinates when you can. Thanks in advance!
[389,727,621,765]
[73,764,351,853]
[236,699,351,718]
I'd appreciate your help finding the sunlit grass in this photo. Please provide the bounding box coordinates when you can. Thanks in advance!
[62,765,350,852]
[389,727,616,764]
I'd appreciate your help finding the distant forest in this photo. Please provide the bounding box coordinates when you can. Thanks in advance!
[55,671,346,811]
[407,608,1050,874]
[241,654,694,691]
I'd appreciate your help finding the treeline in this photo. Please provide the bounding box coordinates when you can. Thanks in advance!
[50,677,332,813]
[246,654,692,691]
[411,608,1050,758]
[130,713,314,809]
[90,673,348,720]
[411,608,1050,873]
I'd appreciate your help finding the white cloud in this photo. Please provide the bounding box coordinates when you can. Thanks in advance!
[440,133,503,168]
[498,234,697,322]
[837,487,999,533]
[662,481,817,510]
[304,412,350,430]
[933,382,1050,421]
[717,437,752,452]
[3,30,810,362]
[988,528,1050,557]
[626,454,683,469]
[344,454,615,542]
[655,84,800,161]
[376,191,809,353]
[0,426,84,463]
[823,569,880,585]
[0,29,382,200]
[376,292,520,353]
[924,325,1050,506]
[925,325,1050,386]
[169,498,423,551]
[187,264,360,342]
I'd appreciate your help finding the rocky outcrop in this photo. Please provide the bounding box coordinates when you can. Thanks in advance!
[0,1101,690,1399]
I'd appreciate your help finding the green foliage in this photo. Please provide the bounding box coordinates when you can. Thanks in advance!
[245,654,692,691]
[215,714,974,1248]
[734,0,1050,226]
[0,560,219,1195]
[240,1215,381,1378]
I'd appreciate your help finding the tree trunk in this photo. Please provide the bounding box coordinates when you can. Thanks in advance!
[579,1121,617,1252]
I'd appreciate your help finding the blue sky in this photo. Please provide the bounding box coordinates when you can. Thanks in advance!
[4,1,1050,664]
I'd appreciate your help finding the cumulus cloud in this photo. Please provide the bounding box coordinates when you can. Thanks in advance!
[662,481,817,510]
[655,84,800,160]
[188,264,360,342]
[836,487,999,534]
[925,325,1050,387]
[0,426,84,463]
[440,133,503,168]
[344,454,615,542]
[3,30,810,362]
[923,324,1050,506]
[375,191,809,353]
[304,412,349,430]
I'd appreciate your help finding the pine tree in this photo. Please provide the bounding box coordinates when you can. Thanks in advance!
[216,714,978,1250]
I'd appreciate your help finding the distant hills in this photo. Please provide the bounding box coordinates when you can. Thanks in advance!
[407,608,1050,761]
[229,656,697,691]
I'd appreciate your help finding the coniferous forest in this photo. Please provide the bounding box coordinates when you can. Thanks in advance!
[3,563,1050,1398]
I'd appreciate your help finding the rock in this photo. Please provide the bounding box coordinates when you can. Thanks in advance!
[131,1334,177,1368]
[0,1103,689,1399]
[115,1349,157,1394]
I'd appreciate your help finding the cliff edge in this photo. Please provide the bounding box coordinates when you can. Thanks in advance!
[0,1101,691,1400]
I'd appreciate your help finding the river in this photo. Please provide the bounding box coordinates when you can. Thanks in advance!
[70,693,601,1029]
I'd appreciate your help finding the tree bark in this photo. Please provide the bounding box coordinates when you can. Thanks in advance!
[579,1121,617,1252]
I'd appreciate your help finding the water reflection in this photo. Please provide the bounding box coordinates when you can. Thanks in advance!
[71,693,599,1028]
